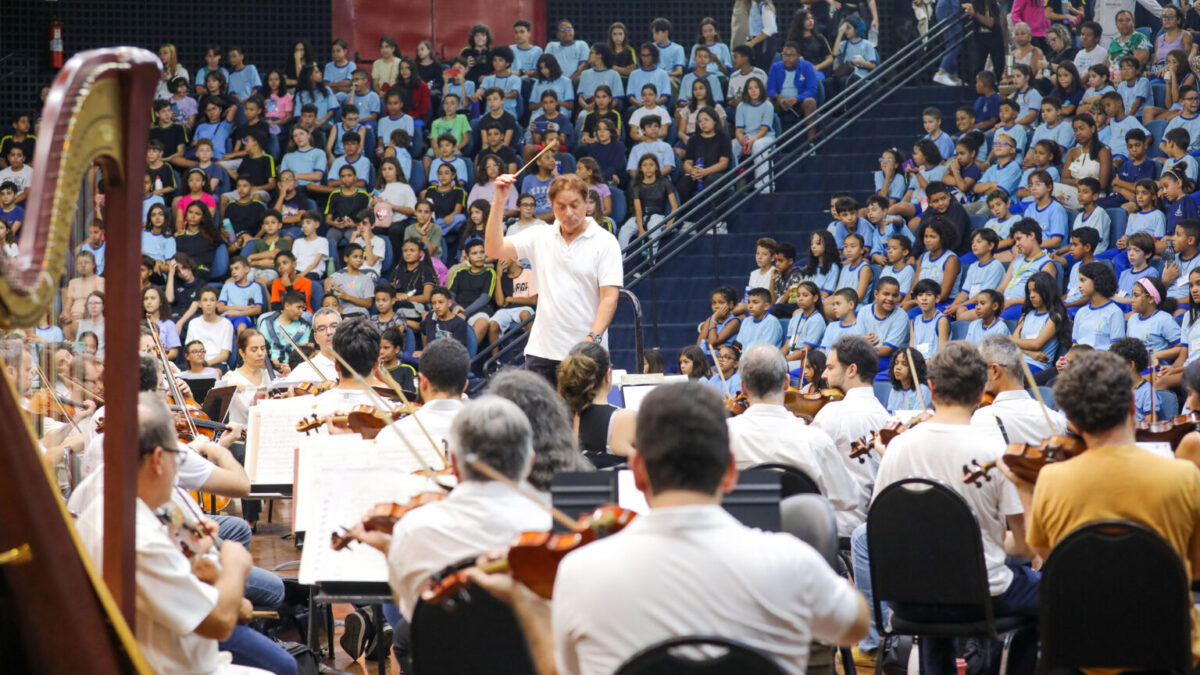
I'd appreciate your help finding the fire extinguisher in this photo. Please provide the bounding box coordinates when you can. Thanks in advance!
[49,19,64,69]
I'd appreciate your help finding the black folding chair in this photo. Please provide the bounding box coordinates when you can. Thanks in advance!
[748,461,822,497]
[615,635,785,675]
[867,478,1035,675]
[410,584,536,674]
[1040,519,1192,673]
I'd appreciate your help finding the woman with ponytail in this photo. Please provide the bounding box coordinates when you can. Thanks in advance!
[556,341,637,464]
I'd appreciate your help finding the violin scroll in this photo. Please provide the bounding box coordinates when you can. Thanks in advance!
[962,459,997,487]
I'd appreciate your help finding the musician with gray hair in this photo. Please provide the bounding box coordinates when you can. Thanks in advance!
[971,335,1066,444]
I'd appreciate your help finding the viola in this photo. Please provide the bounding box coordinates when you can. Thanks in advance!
[962,432,1086,487]
[1134,412,1200,449]
[330,492,447,550]
[849,410,934,462]
[725,393,749,416]
[784,388,843,421]
[420,504,637,604]
[297,403,420,438]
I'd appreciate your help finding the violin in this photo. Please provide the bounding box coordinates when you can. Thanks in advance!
[979,391,995,408]
[420,504,637,604]
[784,388,843,421]
[156,500,221,583]
[962,432,1087,487]
[24,389,86,421]
[330,492,447,550]
[1134,412,1200,449]
[297,403,421,438]
[725,393,749,416]
[849,410,934,462]
[268,381,335,399]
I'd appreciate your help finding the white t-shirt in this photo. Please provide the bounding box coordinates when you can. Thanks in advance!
[1073,44,1108,72]
[748,267,772,293]
[0,165,33,193]
[223,368,270,426]
[185,316,235,362]
[970,389,1068,445]
[872,421,1022,594]
[374,398,464,469]
[628,105,673,132]
[553,505,861,675]
[727,403,859,513]
[377,182,417,222]
[350,234,388,278]
[811,386,892,535]
[388,480,550,619]
[509,220,623,361]
[292,236,330,277]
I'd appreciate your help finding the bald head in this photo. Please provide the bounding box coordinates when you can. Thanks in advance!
[739,343,789,400]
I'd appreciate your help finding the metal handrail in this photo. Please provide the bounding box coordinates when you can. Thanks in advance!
[620,13,976,275]
[466,287,644,392]
[621,15,977,286]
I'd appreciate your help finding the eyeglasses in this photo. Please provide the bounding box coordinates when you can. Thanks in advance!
[314,323,341,334]
[1184,96,1200,102]
[163,446,187,464]
[994,140,1012,148]
[559,26,574,32]
[716,354,736,361]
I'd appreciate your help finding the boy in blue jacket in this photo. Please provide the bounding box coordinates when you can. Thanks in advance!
[767,42,819,136]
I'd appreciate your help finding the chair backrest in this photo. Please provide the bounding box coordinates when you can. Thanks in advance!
[779,494,839,569]
[867,478,994,627]
[615,635,785,675]
[411,588,537,674]
[1036,385,1056,410]
[1160,389,1179,419]
[550,471,617,526]
[1040,520,1192,671]
[610,186,627,225]
[747,462,821,497]
[872,380,892,408]
[1105,207,1129,246]
[950,320,970,341]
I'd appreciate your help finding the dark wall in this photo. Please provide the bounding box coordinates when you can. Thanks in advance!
[0,0,330,121]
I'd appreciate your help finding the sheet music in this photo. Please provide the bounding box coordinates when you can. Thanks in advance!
[245,397,323,486]
[298,468,442,585]
[293,434,446,533]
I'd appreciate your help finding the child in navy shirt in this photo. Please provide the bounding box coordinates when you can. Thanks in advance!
[973,71,1001,131]
[1101,128,1157,208]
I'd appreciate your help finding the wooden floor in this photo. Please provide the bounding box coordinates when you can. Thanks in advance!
[248,498,402,674]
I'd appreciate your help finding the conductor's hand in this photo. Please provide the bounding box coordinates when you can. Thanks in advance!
[494,174,517,203]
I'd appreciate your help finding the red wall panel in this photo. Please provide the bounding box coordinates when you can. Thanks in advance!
[332,0,545,64]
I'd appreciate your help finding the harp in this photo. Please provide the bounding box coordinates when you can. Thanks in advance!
[0,48,159,672]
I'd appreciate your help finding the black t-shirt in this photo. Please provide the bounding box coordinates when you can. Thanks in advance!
[613,46,636,70]
[225,199,267,235]
[238,155,276,190]
[197,94,233,120]
[582,109,623,137]
[233,120,270,146]
[174,232,220,279]
[685,133,733,176]
[448,266,497,314]
[420,312,468,346]
[799,35,833,73]
[0,135,36,165]
[387,363,417,392]
[150,124,188,155]
[460,47,493,83]
[324,190,370,224]
[170,275,206,317]
[425,186,467,219]
[418,60,444,86]
[481,144,519,170]
[390,263,437,297]
[477,111,518,146]
[147,163,178,200]
[630,178,675,216]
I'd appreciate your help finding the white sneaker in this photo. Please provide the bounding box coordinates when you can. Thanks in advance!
[932,71,959,87]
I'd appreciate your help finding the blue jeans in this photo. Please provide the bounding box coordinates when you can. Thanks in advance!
[851,523,887,651]
[214,514,252,550]
[892,565,1040,673]
[245,566,285,610]
[221,624,298,675]
[936,0,962,75]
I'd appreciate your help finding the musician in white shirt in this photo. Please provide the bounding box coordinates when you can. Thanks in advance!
[811,335,892,535]
[374,338,470,465]
[465,383,870,675]
[285,307,340,384]
[971,335,1067,444]
[310,317,384,410]
[75,394,267,674]
[345,396,550,669]
[727,344,858,514]
[851,342,1037,669]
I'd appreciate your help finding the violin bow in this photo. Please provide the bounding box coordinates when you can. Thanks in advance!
[907,348,927,411]
[29,360,85,437]
[710,347,730,399]
[326,348,448,485]
[511,143,556,181]
[464,454,580,532]
[59,373,105,404]
[147,319,198,440]
[1149,346,1158,425]
[277,325,333,385]
[1019,357,1061,435]
[376,366,450,467]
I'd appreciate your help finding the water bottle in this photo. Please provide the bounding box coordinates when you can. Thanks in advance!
[154,176,163,192]
[696,157,706,191]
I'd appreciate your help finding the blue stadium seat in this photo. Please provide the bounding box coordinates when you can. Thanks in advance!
[1004,319,1018,333]
[873,380,892,408]
[1161,390,1179,418]
[1037,385,1056,409]
[1135,26,1152,38]
[1152,82,1167,110]
[408,162,426,192]
[1146,120,1168,158]
[950,320,970,340]
[380,235,394,275]
[209,245,229,280]
[1106,207,1129,246]
[610,187,627,225]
